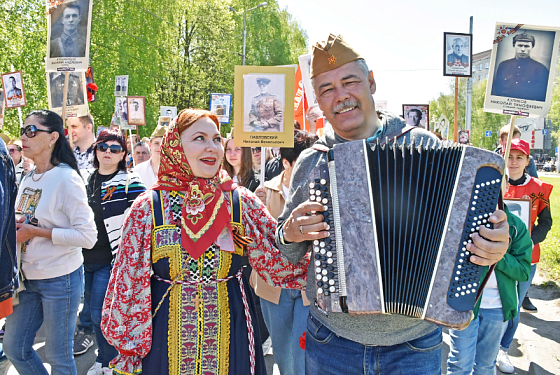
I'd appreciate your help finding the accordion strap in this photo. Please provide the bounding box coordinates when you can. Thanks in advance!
[310,125,416,153]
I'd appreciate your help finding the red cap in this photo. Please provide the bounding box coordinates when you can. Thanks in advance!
[509,138,530,156]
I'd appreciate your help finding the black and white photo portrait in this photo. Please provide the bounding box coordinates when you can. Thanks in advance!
[46,0,92,71]
[160,106,177,119]
[484,23,560,118]
[47,72,88,117]
[209,94,232,123]
[1,71,26,109]
[243,75,285,132]
[127,96,146,126]
[491,31,553,102]
[402,105,429,129]
[444,32,472,77]
[114,75,129,97]
[504,198,532,229]
[115,97,128,127]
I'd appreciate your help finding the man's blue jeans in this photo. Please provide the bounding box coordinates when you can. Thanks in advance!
[260,289,309,375]
[447,307,508,375]
[500,263,537,350]
[305,313,442,375]
[3,266,82,375]
[83,263,117,367]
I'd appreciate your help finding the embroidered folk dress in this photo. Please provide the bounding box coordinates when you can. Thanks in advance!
[102,186,308,375]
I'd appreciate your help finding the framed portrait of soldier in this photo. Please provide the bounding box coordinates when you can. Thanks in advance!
[444,32,472,77]
[160,106,177,119]
[504,198,532,229]
[47,72,88,117]
[1,71,27,109]
[0,89,5,130]
[234,65,295,148]
[209,93,232,123]
[458,130,470,145]
[158,116,171,127]
[114,75,129,97]
[114,97,129,128]
[402,105,429,129]
[484,23,560,118]
[127,96,146,126]
[46,0,92,72]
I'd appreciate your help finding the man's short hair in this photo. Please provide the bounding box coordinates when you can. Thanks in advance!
[64,3,81,15]
[9,76,16,82]
[452,38,464,47]
[407,109,422,119]
[79,114,94,131]
[499,124,521,139]
[311,58,370,88]
[134,141,150,152]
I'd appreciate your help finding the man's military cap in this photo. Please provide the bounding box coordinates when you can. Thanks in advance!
[256,77,271,85]
[151,125,167,138]
[310,34,362,78]
[513,32,535,46]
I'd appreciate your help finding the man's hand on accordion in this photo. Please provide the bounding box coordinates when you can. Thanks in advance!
[283,201,330,243]
[466,209,509,266]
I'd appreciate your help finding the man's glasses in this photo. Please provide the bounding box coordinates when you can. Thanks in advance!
[97,143,123,154]
[251,147,261,153]
[8,147,21,153]
[21,125,52,138]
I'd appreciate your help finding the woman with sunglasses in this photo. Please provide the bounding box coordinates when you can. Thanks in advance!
[101,109,308,375]
[223,138,259,192]
[4,110,97,375]
[251,146,272,174]
[81,129,146,375]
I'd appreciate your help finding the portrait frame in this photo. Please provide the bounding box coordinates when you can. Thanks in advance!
[0,89,5,130]
[46,0,93,72]
[114,75,129,97]
[504,198,532,230]
[209,93,232,124]
[402,104,429,129]
[114,97,131,130]
[1,71,27,109]
[234,65,295,148]
[47,71,88,118]
[126,96,146,126]
[160,106,177,119]
[458,130,470,145]
[444,32,473,77]
[484,23,560,118]
[158,116,171,127]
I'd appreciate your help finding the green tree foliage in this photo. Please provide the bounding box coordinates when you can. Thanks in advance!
[0,0,308,139]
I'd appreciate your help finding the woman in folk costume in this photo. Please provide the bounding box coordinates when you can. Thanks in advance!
[101,109,309,375]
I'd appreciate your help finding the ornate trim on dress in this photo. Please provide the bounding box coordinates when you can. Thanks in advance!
[181,193,225,241]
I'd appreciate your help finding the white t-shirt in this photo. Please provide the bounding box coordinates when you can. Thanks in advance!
[16,164,97,279]
[135,159,157,189]
[480,272,503,309]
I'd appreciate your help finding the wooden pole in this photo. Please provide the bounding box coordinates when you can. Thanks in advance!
[128,128,136,168]
[62,72,73,149]
[501,115,517,194]
[454,76,459,143]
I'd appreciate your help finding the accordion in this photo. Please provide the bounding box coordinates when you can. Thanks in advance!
[308,139,505,329]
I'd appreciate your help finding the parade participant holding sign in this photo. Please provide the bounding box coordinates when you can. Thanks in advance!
[275,34,512,374]
[101,109,308,375]
[495,138,553,373]
[135,125,165,189]
[82,129,145,375]
[3,110,97,375]
[69,114,96,171]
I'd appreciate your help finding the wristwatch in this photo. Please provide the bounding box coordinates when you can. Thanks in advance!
[279,226,291,245]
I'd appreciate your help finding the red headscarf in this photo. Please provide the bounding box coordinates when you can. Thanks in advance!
[152,109,236,260]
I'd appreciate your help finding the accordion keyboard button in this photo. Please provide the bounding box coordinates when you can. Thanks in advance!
[327,259,333,264]
[322,276,328,282]
[321,179,327,185]
[329,286,336,293]
[317,288,323,294]
[309,183,314,188]
[316,274,322,280]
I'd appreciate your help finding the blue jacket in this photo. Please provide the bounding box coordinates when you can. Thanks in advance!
[0,139,18,302]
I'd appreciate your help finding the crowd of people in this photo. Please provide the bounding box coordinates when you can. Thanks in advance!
[0,33,553,375]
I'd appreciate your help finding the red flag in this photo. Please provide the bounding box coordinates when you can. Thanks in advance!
[294,64,308,131]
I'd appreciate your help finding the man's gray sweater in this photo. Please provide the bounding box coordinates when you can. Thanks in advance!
[276,110,442,346]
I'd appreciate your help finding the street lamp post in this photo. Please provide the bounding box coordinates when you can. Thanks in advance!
[228,2,268,66]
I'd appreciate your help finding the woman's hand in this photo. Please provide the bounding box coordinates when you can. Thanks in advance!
[16,215,37,242]
[254,187,266,204]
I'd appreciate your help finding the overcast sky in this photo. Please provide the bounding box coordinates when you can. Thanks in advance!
[276,0,560,116]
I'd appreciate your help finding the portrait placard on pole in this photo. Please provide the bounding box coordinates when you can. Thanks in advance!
[47,71,88,117]
[114,75,129,97]
[234,65,295,148]
[484,23,560,118]
[46,0,93,72]
[402,105,429,129]
[1,71,27,109]
[160,106,177,119]
[209,93,232,124]
[127,96,147,126]
[444,32,473,77]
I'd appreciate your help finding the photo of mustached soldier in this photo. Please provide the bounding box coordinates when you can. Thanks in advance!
[248,77,283,131]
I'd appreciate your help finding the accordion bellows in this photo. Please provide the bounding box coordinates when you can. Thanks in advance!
[308,139,505,329]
